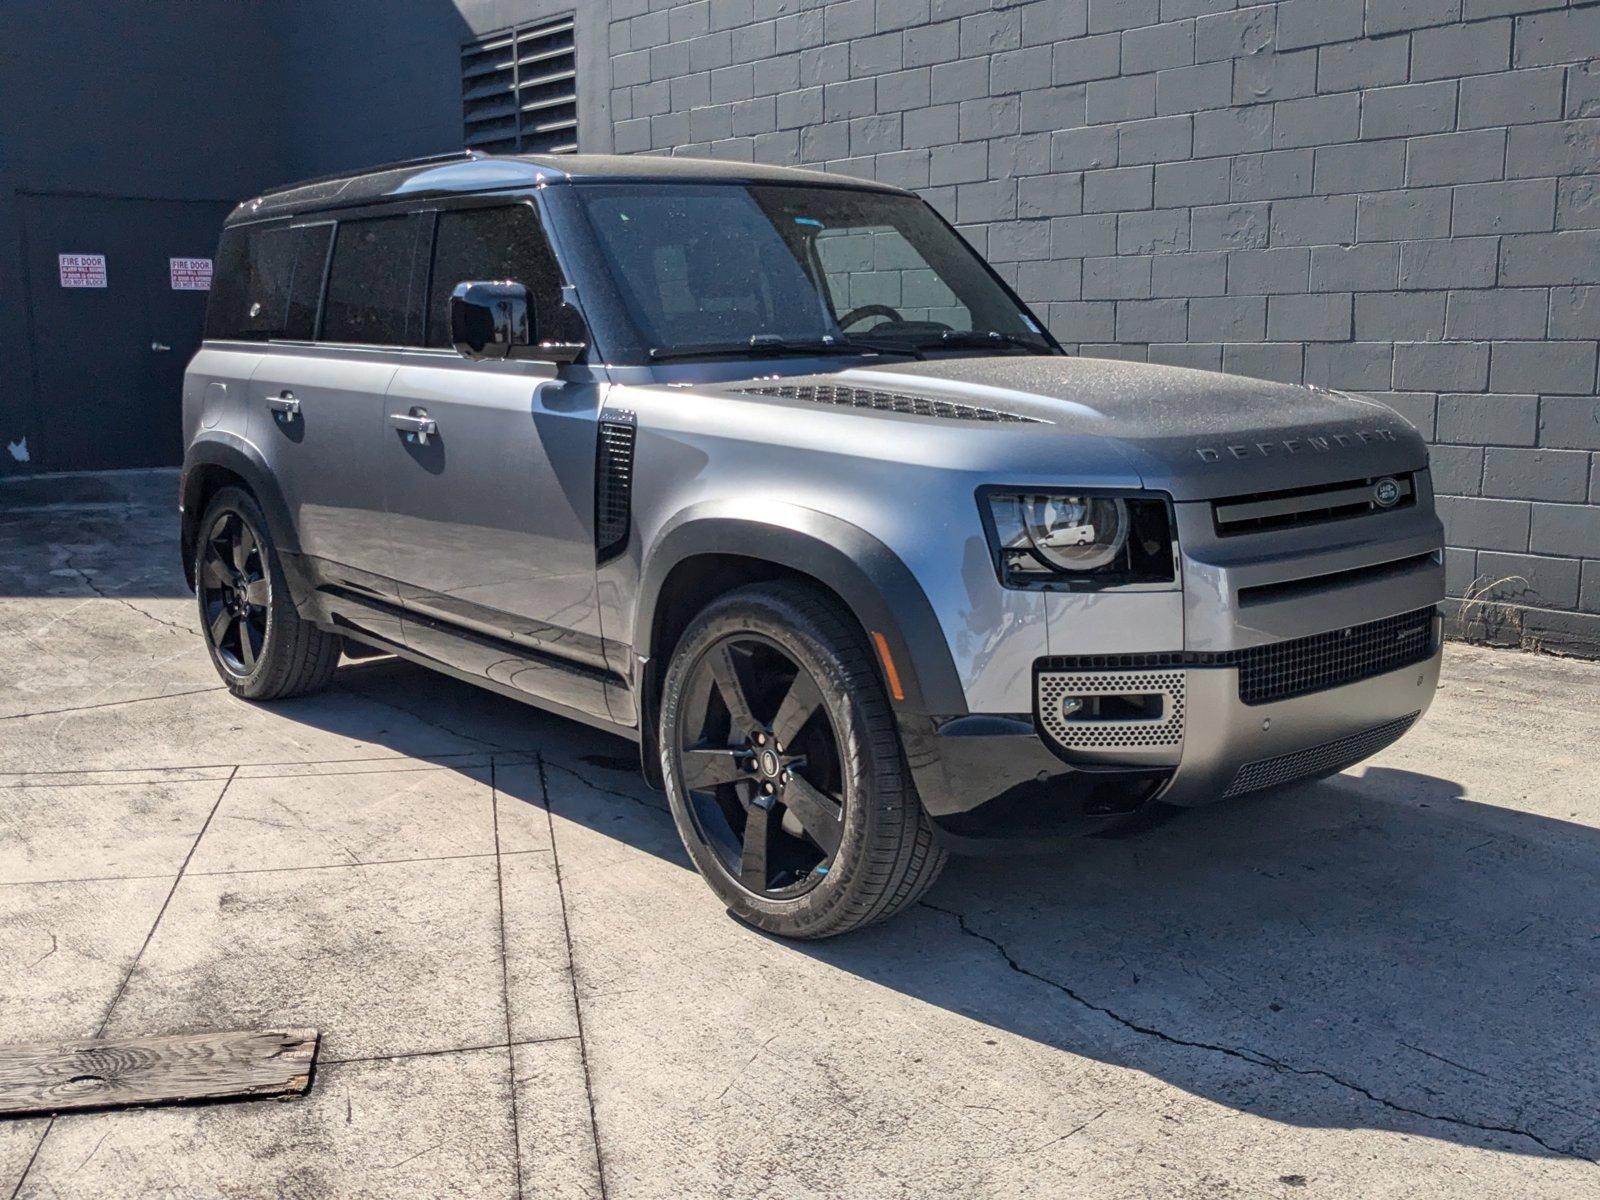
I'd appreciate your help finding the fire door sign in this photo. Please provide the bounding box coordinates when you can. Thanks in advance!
[170,257,213,291]
[59,254,107,288]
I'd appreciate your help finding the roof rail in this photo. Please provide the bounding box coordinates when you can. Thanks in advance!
[259,149,487,197]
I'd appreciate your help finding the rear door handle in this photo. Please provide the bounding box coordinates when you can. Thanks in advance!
[389,409,438,445]
[266,391,300,418]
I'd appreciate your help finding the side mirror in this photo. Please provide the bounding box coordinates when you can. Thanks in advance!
[450,281,530,360]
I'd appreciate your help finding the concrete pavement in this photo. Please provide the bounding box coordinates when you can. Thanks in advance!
[1,470,1596,1198]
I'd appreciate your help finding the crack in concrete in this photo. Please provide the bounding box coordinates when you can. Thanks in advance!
[541,757,669,817]
[0,685,228,723]
[63,558,196,635]
[920,900,1595,1165]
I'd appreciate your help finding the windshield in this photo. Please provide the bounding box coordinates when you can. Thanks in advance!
[571,182,1054,361]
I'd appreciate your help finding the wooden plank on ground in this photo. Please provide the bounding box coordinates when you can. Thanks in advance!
[0,1028,318,1117]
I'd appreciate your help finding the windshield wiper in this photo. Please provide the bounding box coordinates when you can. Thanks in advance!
[649,335,889,362]
[914,330,1053,355]
[836,335,925,360]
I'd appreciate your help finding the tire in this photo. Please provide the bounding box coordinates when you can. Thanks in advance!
[194,486,341,701]
[659,582,947,939]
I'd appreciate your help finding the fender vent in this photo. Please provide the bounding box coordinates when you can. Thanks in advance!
[733,383,1041,424]
[595,411,635,563]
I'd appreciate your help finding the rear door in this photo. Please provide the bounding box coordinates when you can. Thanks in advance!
[379,200,610,719]
[244,213,425,640]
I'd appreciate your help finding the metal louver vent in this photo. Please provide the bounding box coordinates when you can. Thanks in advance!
[595,411,636,563]
[462,16,578,155]
[734,383,1041,424]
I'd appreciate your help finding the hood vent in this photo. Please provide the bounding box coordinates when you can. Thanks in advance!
[733,383,1042,424]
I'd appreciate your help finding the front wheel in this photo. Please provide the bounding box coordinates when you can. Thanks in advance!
[195,487,341,700]
[659,583,946,939]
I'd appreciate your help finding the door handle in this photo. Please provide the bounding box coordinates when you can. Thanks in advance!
[389,409,438,445]
[151,341,172,352]
[266,391,300,419]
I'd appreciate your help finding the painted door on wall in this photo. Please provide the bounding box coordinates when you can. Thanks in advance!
[20,194,230,471]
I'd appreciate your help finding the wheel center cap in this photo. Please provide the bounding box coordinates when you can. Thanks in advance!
[759,750,779,777]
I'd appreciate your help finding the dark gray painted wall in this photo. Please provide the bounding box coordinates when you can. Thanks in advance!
[267,0,613,177]
[0,0,286,474]
[0,0,612,477]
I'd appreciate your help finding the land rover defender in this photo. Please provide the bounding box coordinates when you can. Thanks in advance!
[181,152,1445,938]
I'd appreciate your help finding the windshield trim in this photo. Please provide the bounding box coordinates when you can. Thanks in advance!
[563,179,1062,367]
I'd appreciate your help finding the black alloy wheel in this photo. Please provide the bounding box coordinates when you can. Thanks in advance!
[676,633,846,898]
[199,509,270,676]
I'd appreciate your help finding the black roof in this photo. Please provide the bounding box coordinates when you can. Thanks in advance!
[226,150,908,225]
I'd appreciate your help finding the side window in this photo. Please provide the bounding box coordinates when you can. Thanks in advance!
[424,205,566,348]
[284,224,333,339]
[321,215,421,346]
[204,223,331,341]
[814,225,971,330]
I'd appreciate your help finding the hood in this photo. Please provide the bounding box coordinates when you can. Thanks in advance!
[835,356,1428,501]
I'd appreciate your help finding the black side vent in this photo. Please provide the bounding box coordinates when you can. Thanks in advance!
[462,15,578,154]
[734,383,1042,424]
[595,411,636,563]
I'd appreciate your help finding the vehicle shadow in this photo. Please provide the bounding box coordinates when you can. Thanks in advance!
[290,654,1599,1166]
[0,468,192,599]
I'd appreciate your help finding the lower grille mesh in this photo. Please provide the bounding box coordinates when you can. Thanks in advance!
[1234,608,1434,705]
[1037,606,1437,706]
[1222,712,1420,798]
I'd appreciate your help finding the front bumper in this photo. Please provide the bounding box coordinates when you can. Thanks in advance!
[905,613,1441,848]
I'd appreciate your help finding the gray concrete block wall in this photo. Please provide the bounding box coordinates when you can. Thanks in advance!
[608,0,1600,654]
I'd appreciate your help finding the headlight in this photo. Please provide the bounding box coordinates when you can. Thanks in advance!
[983,491,1176,589]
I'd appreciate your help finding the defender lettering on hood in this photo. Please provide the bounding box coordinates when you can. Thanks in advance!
[1194,428,1400,462]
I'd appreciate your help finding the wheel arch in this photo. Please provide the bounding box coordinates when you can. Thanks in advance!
[632,504,967,787]
[180,433,299,591]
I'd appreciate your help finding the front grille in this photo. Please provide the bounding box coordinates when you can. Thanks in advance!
[1233,607,1434,705]
[1213,473,1414,536]
[1038,606,1437,706]
[732,383,1041,424]
[1222,712,1420,798]
[1036,670,1186,750]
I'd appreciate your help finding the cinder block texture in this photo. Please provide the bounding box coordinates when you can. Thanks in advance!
[610,0,1600,631]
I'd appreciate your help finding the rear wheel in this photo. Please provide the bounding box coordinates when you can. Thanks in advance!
[195,487,340,700]
[659,582,946,939]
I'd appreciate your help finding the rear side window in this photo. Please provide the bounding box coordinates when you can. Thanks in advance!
[205,223,331,341]
[321,215,422,346]
[424,205,567,347]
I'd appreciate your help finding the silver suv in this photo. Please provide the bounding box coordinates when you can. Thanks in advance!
[181,151,1445,938]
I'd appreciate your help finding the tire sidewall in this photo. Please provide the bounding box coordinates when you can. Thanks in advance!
[658,587,891,937]
[194,487,284,699]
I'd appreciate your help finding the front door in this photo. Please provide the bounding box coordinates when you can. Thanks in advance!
[19,193,229,471]
[380,201,609,720]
